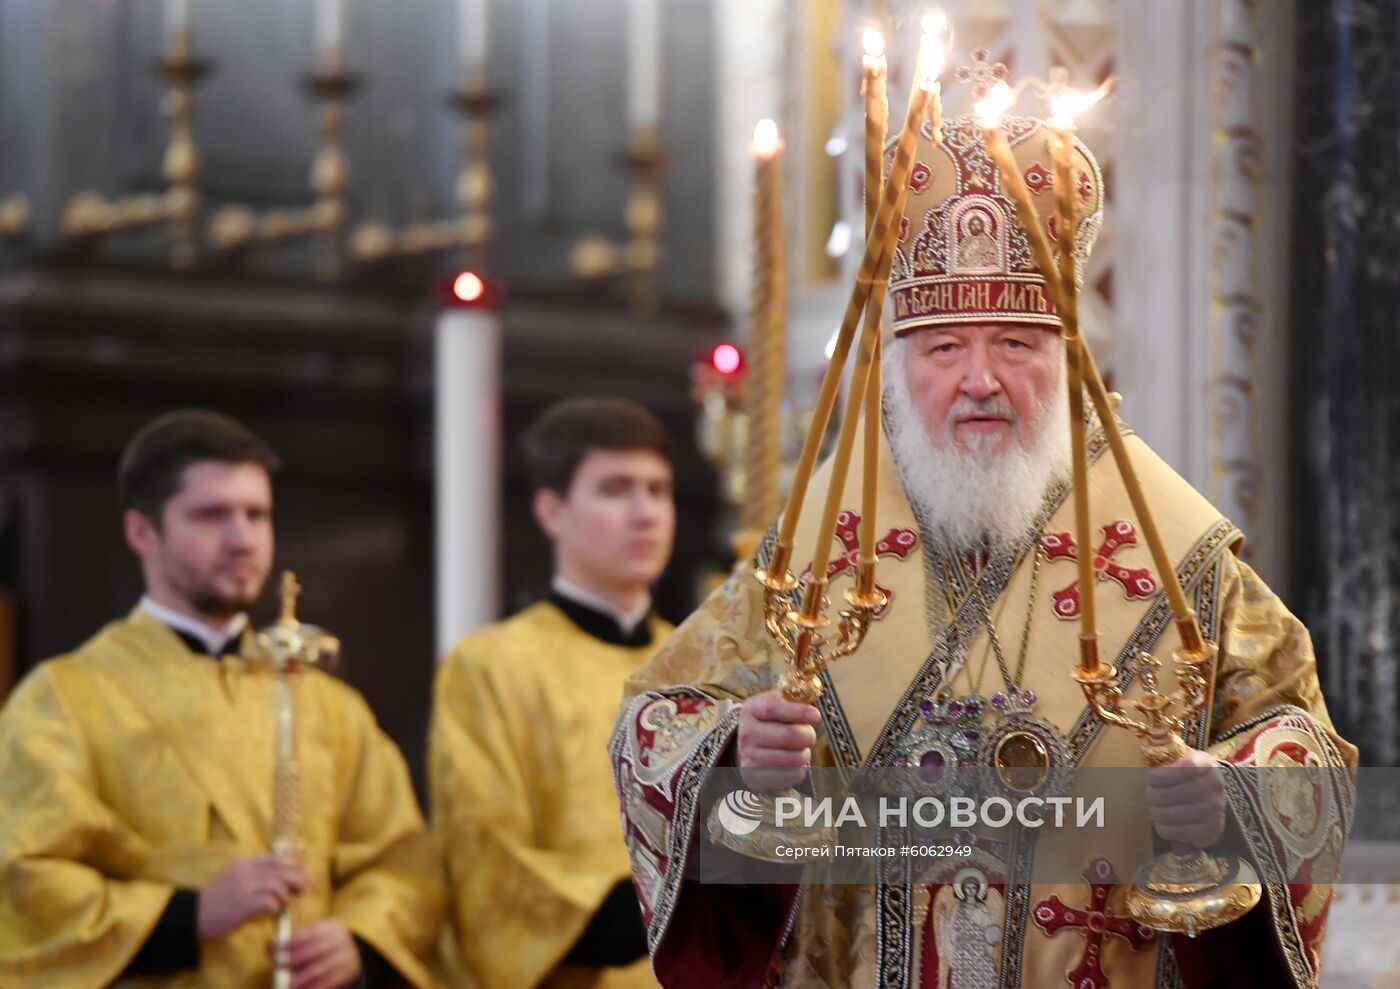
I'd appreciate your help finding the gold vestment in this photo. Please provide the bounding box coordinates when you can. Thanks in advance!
[610,421,1357,989]
[0,609,445,989]
[431,602,674,989]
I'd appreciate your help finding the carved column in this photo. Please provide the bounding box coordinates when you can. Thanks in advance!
[1206,0,1267,558]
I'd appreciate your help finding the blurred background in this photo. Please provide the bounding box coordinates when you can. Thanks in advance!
[0,7,1397,961]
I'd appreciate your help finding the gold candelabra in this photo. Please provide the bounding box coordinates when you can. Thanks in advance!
[570,126,667,317]
[971,65,1261,935]
[241,572,340,989]
[350,71,499,268]
[207,51,360,280]
[60,31,211,268]
[758,557,887,705]
[1074,650,1261,936]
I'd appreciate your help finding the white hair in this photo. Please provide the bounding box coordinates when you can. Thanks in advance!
[882,334,1072,555]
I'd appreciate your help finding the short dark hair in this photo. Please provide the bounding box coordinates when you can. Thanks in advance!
[522,397,672,494]
[118,409,280,520]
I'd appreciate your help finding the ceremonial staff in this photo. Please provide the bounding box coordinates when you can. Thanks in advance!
[242,573,341,989]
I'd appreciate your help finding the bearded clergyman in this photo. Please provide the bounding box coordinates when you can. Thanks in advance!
[608,113,1356,989]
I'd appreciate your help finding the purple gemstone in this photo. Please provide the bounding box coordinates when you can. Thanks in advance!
[964,730,979,742]
[966,699,982,716]
[947,700,963,717]
[919,700,935,718]
[918,750,947,783]
[1023,689,1037,705]
[992,693,1006,710]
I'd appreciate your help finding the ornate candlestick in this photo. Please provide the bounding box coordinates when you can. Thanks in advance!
[207,51,361,280]
[350,72,500,268]
[1074,651,1261,935]
[241,573,340,989]
[60,31,212,268]
[570,127,668,318]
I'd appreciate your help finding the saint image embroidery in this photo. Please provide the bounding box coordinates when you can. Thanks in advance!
[933,867,1003,989]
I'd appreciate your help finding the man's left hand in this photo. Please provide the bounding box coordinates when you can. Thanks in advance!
[1145,748,1227,848]
[281,919,363,989]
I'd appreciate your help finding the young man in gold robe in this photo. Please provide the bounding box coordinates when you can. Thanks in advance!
[0,409,444,989]
[430,397,677,989]
[609,114,1357,988]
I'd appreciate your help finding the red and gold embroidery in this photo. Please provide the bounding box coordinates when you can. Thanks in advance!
[1033,858,1156,989]
[1024,161,1053,194]
[800,510,917,618]
[1043,520,1158,620]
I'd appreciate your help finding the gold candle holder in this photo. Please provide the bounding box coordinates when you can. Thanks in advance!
[350,71,500,268]
[570,126,668,318]
[207,50,361,280]
[242,572,341,989]
[1073,649,1261,936]
[60,32,212,268]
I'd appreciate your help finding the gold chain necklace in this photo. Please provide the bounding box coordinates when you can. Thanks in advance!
[934,542,1041,697]
[967,541,1043,693]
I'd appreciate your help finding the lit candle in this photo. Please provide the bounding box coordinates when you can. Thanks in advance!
[924,10,948,138]
[975,82,1065,300]
[857,27,888,566]
[1046,93,1098,665]
[745,119,786,532]
[627,0,660,130]
[458,0,488,71]
[801,23,944,587]
[315,0,345,63]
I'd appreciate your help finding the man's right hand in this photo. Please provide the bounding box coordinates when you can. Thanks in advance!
[737,690,822,791]
[197,855,307,941]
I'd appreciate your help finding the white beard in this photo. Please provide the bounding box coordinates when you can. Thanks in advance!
[883,337,1072,555]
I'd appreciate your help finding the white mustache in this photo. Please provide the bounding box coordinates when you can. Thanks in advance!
[946,397,1018,427]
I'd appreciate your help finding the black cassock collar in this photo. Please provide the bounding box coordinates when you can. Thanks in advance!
[547,590,654,648]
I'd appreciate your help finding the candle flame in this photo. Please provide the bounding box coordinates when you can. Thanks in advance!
[751,118,781,159]
[1048,78,1114,127]
[974,80,1016,127]
[862,27,885,59]
[920,9,949,83]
